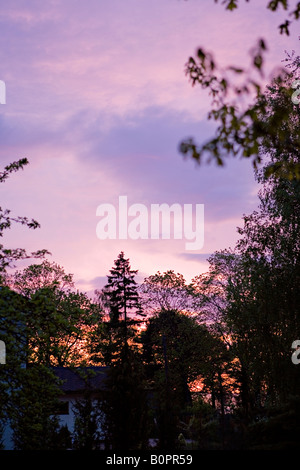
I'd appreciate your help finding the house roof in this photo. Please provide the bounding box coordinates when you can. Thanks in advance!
[52,366,109,393]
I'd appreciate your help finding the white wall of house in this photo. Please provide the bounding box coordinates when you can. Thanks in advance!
[56,395,104,438]
[57,398,77,434]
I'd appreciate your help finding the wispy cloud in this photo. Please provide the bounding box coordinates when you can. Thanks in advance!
[0,0,298,295]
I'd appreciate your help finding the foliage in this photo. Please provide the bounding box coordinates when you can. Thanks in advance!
[141,309,226,448]
[183,396,221,450]
[179,46,300,178]
[89,253,150,450]
[140,270,194,314]
[179,0,300,178]
[72,393,104,450]
[10,260,74,296]
[100,346,150,450]
[1,121,300,448]
[246,395,300,450]
[0,159,49,277]
[101,251,143,325]
[195,77,300,422]
[9,365,62,450]
[214,0,300,35]
[9,260,102,366]
[0,286,29,444]
[92,251,144,365]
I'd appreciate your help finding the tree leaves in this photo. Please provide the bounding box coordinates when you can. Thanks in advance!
[214,0,299,35]
[140,270,194,314]
[0,159,50,276]
[0,158,29,184]
[179,39,272,168]
[180,0,300,179]
[180,45,300,178]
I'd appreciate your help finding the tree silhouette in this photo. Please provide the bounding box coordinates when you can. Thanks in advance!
[101,251,143,361]
[98,252,149,450]
[179,3,300,179]
[0,159,49,278]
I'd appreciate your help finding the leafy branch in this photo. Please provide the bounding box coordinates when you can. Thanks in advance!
[179,40,300,178]
[0,159,50,274]
[214,0,300,35]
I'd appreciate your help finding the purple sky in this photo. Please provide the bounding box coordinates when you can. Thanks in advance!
[0,0,298,295]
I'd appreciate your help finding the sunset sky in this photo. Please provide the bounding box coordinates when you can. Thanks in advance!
[0,0,298,296]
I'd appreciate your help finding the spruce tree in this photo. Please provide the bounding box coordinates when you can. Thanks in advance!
[102,251,143,360]
[99,253,149,450]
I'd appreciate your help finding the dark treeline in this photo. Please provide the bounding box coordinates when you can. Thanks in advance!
[1,67,300,450]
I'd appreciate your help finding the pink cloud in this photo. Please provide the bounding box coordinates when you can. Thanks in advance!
[0,0,298,295]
